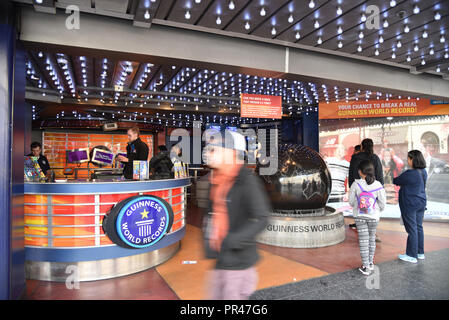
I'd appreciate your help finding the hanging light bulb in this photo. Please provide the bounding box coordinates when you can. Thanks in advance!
[317,37,322,44]
[144,10,150,20]
[383,19,389,28]
[406,55,411,62]
[359,31,364,39]
[288,14,294,23]
[403,25,410,33]
[430,48,435,55]
[375,49,379,56]
[228,0,235,10]
[185,10,191,19]
[260,7,266,16]
[436,66,441,73]
[361,14,366,22]
[391,52,396,59]
[441,35,446,43]
[413,5,420,14]
[337,41,343,48]
[435,12,441,20]
[216,16,221,25]
[195,0,201,3]
[390,0,396,7]
[309,0,315,9]
[397,40,402,48]
[314,20,319,28]
[422,30,428,38]
[295,32,300,40]
[245,21,250,30]
[336,6,342,15]
[337,26,343,34]
[421,59,426,65]
[271,27,277,36]
[414,44,419,52]
[445,52,449,59]
[379,35,384,43]
[357,45,362,52]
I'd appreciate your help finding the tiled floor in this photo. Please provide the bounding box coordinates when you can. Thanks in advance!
[23,204,449,300]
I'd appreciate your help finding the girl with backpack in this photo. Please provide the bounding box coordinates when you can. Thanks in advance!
[393,150,427,264]
[349,160,387,275]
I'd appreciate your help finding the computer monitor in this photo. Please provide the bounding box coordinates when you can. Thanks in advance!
[66,148,89,164]
[91,148,114,166]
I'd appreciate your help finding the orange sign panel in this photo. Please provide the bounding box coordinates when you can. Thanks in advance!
[240,93,282,119]
[319,98,449,119]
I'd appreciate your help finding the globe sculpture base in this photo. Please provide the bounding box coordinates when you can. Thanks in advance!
[256,207,345,248]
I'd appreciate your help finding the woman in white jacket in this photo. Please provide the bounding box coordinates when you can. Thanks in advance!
[349,160,386,275]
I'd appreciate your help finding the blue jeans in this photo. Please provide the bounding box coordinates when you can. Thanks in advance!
[401,207,425,258]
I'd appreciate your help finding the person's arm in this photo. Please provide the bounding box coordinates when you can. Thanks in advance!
[393,170,410,186]
[375,156,384,185]
[348,157,356,188]
[223,173,270,250]
[377,186,387,212]
[138,143,149,161]
[348,181,359,208]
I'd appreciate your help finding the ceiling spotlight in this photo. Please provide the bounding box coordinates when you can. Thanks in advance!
[375,49,379,56]
[435,12,441,20]
[361,14,367,22]
[391,52,396,59]
[216,16,221,25]
[228,0,235,10]
[336,6,342,15]
[422,30,428,38]
[390,0,396,7]
[406,55,411,62]
[441,35,446,43]
[271,27,277,36]
[413,5,420,14]
[379,35,384,43]
[317,37,322,45]
[288,14,294,23]
[404,25,410,33]
[314,20,320,28]
[359,31,364,39]
[357,45,362,52]
[397,40,402,48]
[414,44,419,52]
[338,41,343,48]
[295,32,300,40]
[421,59,426,65]
[245,21,250,30]
[185,10,191,19]
[383,19,389,28]
[309,0,315,9]
[430,48,434,55]
[260,7,266,16]
[144,10,150,20]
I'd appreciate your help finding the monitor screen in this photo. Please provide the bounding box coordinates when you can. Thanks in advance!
[66,148,89,164]
[91,148,114,166]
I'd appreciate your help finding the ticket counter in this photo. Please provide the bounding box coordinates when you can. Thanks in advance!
[24,178,190,282]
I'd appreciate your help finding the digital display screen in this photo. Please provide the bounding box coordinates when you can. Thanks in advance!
[66,149,89,164]
[92,148,114,166]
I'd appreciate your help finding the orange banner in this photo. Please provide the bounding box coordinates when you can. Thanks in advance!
[240,93,282,119]
[319,98,449,119]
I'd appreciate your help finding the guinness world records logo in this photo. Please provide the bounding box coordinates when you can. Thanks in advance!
[103,195,174,249]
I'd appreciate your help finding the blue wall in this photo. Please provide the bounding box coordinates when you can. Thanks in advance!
[302,111,319,152]
[0,2,26,300]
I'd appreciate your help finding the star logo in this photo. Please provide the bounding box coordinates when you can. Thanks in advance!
[140,209,150,219]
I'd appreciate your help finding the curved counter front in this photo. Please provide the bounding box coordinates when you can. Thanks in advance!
[24,178,191,282]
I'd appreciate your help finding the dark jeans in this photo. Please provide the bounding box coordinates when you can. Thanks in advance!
[401,207,425,258]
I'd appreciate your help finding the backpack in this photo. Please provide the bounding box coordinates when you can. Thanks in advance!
[356,182,383,214]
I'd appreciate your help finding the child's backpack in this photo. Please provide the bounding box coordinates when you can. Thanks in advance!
[356,182,383,214]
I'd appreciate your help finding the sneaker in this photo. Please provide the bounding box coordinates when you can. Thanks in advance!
[417,254,425,260]
[368,263,375,271]
[349,223,357,230]
[358,266,371,275]
[398,254,418,263]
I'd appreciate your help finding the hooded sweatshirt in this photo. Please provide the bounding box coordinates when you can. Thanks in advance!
[349,179,386,221]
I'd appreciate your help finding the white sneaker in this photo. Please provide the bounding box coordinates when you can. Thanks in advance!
[417,254,425,260]
[398,254,418,263]
[368,264,375,271]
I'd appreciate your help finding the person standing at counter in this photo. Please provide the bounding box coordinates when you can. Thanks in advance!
[149,145,173,180]
[117,126,149,179]
[393,150,427,264]
[27,141,51,175]
[203,131,270,300]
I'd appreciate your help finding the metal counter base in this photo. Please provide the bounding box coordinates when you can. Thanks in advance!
[25,242,180,282]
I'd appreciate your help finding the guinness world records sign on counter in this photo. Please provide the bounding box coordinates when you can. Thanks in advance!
[24,178,190,282]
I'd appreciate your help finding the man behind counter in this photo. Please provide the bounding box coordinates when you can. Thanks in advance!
[117,126,149,179]
[27,141,51,175]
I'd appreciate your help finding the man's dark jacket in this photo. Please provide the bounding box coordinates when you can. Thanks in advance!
[348,151,384,187]
[149,151,173,179]
[123,137,149,179]
[203,166,271,270]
